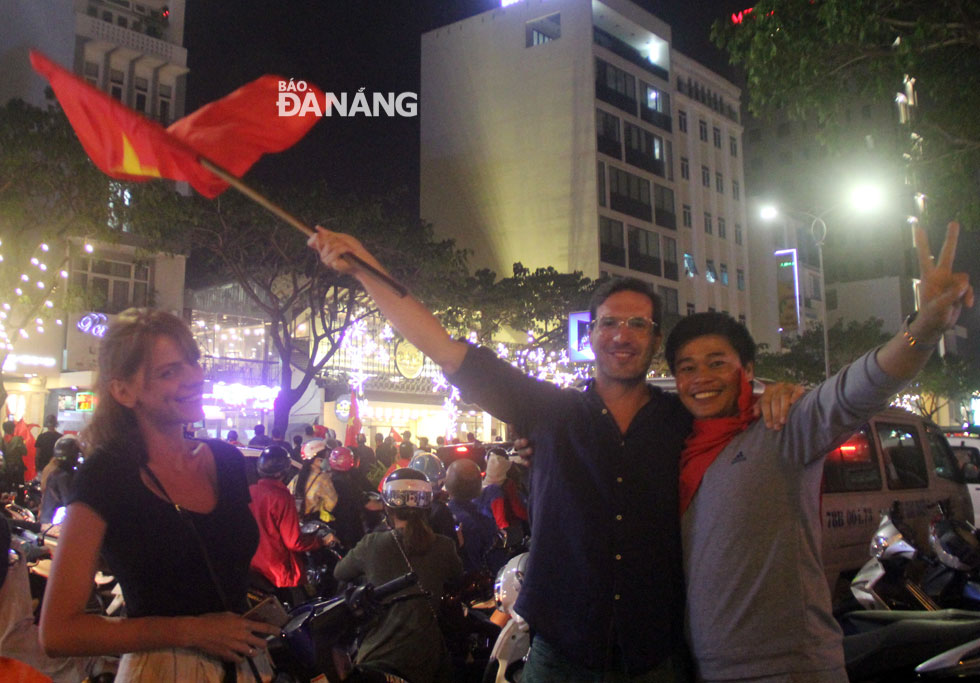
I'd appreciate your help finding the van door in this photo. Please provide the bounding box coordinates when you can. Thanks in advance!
[820,426,882,587]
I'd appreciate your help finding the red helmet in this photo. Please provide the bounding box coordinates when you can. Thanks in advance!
[329,446,357,472]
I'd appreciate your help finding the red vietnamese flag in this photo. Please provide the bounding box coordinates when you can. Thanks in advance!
[29,51,321,198]
[389,427,403,444]
[344,390,361,448]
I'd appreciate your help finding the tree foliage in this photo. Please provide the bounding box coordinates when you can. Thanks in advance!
[904,352,980,422]
[0,100,114,411]
[127,182,470,431]
[754,318,891,385]
[712,0,980,223]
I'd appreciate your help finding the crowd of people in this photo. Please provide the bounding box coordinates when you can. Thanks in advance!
[0,221,972,682]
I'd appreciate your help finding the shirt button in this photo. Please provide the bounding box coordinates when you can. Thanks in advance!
[614,594,621,600]
[616,514,623,521]
[601,409,608,415]
[615,554,622,560]
[616,477,623,483]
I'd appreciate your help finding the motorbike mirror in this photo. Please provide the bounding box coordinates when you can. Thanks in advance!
[52,506,67,525]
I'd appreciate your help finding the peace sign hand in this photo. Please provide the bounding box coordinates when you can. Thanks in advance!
[913,221,974,343]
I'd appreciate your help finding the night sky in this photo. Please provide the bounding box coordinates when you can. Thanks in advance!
[183,0,749,198]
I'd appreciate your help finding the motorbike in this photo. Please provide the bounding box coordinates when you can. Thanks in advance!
[299,519,345,600]
[272,572,420,682]
[482,552,528,683]
[851,502,980,612]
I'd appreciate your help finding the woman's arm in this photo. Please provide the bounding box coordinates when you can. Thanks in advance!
[39,502,278,661]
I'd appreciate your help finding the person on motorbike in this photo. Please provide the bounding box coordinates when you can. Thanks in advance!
[38,435,83,525]
[408,452,459,548]
[445,458,505,575]
[327,446,377,548]
[334,467,463,683]
[1,422,27,487]
[38,308,280,681]
[479,449,529,548]
[249,445,333,607]
[668,223,972,682]
[290,448,338,523]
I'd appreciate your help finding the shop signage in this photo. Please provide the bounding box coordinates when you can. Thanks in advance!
[76,312,109,338]
[2,354,58,372]
[76,391,95,412]
[394,340,425,379]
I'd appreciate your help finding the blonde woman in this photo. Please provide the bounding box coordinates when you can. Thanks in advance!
[39,309,279,681]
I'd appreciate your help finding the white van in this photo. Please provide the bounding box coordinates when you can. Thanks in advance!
[820,407,972,599]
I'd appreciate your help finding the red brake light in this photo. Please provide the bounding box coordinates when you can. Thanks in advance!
[455,446,468,453]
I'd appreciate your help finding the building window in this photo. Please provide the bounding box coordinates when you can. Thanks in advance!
[653,184,675,229]
[737,268,745,291]
[134,76,149,113]
[663,236,678,280]
[608,166,652,221]
[718,217,726,239]
[686,303,695,316]
[732,179,740,201]
[678,109,687,133]
[720,263,729,286]
[640,83,672,132]
[526,13,561,47]
[623,122,665,176]
[706,259,717,283]
[657,286,679,315]
[715,171,724,193]
[109,68,124,101]
[72,255,150,314]
[595,58,637,114]
[680,156,689,180]
[117,15,128,27]
[701,165,710,187]
[627,225,661,276]
[158,84,172,124]
[683,253,698,277]
[682,205,692,228]
[704,212,712,235]
[83,61,99,86]
[699,119,708,141]
[599,216,625,266]
[734,223,743,245]
[597,161,606,207]
[730,135,738,157]
[596,108,622,158]
[713,126,721,148]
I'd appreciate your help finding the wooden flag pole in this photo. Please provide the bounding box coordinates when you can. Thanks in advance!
[198,157,408,298]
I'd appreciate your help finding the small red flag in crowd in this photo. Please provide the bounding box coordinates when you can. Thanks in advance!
[389,427,402,444]
[29,50,322,198]
[344,390,361,448]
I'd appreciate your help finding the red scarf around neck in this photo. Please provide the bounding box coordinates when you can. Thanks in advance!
[679,369,757,515]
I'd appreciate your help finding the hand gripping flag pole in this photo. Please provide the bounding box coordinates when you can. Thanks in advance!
[29,50,406,297]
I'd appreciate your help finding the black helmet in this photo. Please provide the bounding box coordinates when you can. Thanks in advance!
[257,445,292,478]
[382,468,433,509]
[53,435,83,469]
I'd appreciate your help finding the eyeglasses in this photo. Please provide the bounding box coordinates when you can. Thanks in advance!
[590,316,659,335]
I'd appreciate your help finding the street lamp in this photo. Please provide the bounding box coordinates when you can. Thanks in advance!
[760,188,882,380]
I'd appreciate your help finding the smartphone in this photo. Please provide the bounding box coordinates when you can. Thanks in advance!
[243,595,290,628]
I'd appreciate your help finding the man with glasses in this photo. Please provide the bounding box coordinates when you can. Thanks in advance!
[307,229,795,682]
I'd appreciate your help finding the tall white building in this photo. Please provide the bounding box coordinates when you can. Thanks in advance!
[420,0,750,329]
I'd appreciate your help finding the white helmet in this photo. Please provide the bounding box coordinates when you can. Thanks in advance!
[494,552,528,618]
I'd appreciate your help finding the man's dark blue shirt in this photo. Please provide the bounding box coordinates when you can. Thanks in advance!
[448,345,692,673]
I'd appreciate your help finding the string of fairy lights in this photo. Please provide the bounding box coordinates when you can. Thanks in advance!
[0,238,80,358]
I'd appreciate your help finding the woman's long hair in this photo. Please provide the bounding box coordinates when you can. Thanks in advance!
[82,308,199,463]
[389,507,435,556]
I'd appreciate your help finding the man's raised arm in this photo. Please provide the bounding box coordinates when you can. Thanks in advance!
[307,227,468,374]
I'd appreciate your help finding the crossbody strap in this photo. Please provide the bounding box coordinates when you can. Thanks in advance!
[141,451,263,683]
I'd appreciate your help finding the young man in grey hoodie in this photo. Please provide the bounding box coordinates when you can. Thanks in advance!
[665,222,973,682]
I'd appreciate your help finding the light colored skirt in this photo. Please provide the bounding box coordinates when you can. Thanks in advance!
[116,647,274,682]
